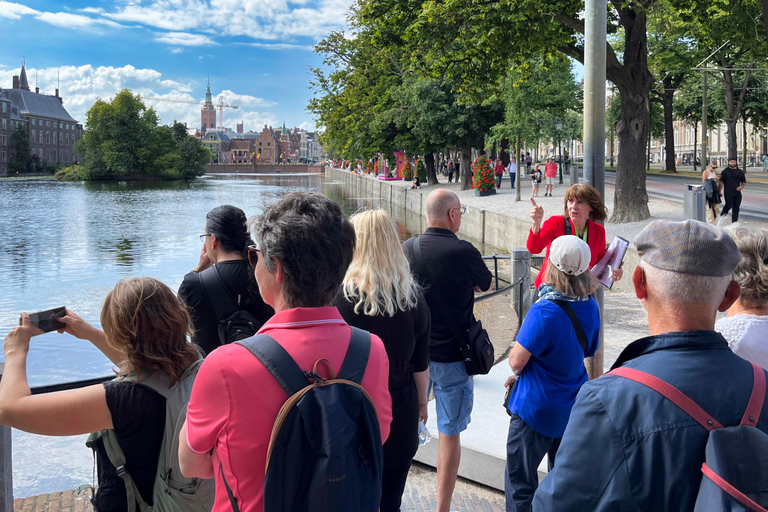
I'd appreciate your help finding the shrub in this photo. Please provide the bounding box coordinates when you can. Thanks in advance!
[54,165,85,181]
[472,155,495,191]
[415,158,427,182]
[402,160,413,180]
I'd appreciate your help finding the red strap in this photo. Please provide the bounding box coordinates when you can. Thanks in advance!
[608,368,723,430]
[701,463,768,512]
[741,363,766,427]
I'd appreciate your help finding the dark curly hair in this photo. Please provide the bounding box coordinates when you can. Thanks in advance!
[248,192,356,308]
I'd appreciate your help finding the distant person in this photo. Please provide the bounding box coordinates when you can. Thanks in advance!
[702,162,722,224]
[0,278,204,512]
[719,157,746,224]
[507,157,517,189]
[448,159,456,183]
[402,189,493,512]
[179,192,392,512]
[544,158,558,197]
[533,219,768,512]
[763,153,768,172]
[178,205,273,356]
[410,175,421,189]
[529,164,542,198]
[526,153,532,172]
[335,209,430,512]
[494,158,506,189]
[527,184,623,290]
[504,235,600,512]
[715,225,768,369]
[563,151,571,176]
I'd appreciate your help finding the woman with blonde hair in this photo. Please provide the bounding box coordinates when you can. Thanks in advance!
[334,209,430,512]
[715,225,768,368]
[0,277,202,512]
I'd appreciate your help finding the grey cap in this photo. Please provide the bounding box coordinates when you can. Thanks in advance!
[634,219,741,276]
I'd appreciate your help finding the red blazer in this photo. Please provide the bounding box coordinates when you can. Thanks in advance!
[527,215,607,288]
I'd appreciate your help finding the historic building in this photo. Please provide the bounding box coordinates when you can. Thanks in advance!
[254,125,279,164]
[201,80,216,133]
[0,63,83,175]
[200,130,230,163]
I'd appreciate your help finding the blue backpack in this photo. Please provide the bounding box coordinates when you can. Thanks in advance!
[611,363,768,512]
[220,327,383,512]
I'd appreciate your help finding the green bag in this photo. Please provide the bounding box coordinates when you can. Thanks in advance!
[86,360,214,512]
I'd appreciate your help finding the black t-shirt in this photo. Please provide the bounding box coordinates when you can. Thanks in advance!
[720,166,746,196]
[94,381,166,512]
[178,260,274,356]
[402,228,493,363]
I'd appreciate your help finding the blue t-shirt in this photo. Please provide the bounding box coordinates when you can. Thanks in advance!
[508,298,600,438]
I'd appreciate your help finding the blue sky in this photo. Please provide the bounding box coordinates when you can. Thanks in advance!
[0,0,348,132]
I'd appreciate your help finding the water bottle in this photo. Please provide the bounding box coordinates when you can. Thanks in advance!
[418,420,432,445]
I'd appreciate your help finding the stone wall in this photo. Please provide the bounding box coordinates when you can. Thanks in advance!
[205,164,325,174]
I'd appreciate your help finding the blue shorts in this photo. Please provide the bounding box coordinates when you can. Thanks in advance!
[429,361,474,435]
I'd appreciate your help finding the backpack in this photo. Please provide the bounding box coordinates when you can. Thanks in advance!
[221,327,384,512]
[199,263,263,345]
[86,360,215,512]
[609,363,768,512]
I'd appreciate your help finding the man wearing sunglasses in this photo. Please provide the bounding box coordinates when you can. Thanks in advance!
[402,188,493,512]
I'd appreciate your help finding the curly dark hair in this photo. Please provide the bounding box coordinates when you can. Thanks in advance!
[249,192,356,308]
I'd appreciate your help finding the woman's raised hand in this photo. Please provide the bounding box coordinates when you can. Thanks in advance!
[530,198,544,232]
[57,309,99,341]
[4,313,42,359]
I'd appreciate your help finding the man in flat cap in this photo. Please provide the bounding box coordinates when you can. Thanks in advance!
[533,220,768,512]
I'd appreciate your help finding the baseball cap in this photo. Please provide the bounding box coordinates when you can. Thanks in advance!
[549,235,591,276]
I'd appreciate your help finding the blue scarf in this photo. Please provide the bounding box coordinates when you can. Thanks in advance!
[537,284,590,303]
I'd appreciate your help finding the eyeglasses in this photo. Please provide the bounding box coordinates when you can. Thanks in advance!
[247,244,260,268]
[199,233,213,243]
[451,206,467,215]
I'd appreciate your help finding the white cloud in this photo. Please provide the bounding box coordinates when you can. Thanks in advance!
[170,47,184,54]
[154,31,216,46]
[240,42,314,51]
[35,11,122,29]
[0,1,39,19]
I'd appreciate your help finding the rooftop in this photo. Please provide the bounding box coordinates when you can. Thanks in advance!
[2,89,77,123]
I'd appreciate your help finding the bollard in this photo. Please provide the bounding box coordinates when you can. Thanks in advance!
[511,248,532,327]
[0,364,12,512]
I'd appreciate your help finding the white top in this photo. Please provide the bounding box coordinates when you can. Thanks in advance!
[715,314,768,369]
[705,170,717,180]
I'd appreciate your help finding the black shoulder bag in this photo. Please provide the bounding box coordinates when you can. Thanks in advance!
[412,237,494,375]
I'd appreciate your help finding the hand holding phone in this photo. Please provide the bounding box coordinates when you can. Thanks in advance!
[22,306,66,333]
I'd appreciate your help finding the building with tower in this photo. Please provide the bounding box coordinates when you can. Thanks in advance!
[201,79,216,133]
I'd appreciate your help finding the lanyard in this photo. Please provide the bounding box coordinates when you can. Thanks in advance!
[573,222,588,242]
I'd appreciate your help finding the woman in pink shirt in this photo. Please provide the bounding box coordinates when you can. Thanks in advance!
[544,158,558,197]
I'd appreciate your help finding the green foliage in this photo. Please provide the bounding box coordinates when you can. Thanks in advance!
[472,155,494,191]
[415,158,427,181]
[54,165,85,181]
[9,124,30,173]
[674,76,726,129]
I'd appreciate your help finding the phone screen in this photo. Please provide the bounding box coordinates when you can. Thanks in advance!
[23,306,66,333]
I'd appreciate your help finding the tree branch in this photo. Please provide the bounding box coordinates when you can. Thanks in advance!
[553,12,584,34]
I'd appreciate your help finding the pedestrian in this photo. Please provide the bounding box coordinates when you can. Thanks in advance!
[762,153,768,172]
[179,205,274,355]
[448,159,456,183]
[179,192,393,512]
[527,184,623,290]
[526,153,532,173]
[533,219,768,512]
[719,157,747,224]
[529,164,542,198]
[563,151,571,176]
[701,163,722,225]
[544,158,558,197]
[494,157,505,189]
[715,225,768,369]
[504,235,600,512]
[508,157,517,189]
[336,209,430,512]
[402,189,493,512]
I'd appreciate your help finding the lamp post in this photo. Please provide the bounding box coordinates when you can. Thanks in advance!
[555,119,563,184]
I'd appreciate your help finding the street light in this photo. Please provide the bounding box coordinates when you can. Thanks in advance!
[555,120,563,184]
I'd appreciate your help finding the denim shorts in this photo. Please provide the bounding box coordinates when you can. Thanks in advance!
[429,361,474,435]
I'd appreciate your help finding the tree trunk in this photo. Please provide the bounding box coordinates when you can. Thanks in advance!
[662,83,677,172]
[460,141,472,190]
[500,138,510,166]
[425,153,438,185]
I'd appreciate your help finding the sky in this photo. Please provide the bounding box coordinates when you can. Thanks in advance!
[0,0,350,132]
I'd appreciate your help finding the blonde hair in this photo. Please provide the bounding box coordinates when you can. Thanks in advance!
[542,260,599,297]
[343,209,419,316]
[101,277,200,385]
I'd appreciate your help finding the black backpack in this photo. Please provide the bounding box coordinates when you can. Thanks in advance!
[199,264,263,345]
[221,328,383,512]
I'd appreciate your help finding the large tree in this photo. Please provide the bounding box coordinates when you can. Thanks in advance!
[674,75,726,169]
[9,124,30,174]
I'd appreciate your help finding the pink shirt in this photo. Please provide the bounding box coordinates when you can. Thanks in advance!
[186,306,392,512]
[545,162,558,178]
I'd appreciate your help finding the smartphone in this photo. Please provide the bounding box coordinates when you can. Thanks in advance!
[23,306,66,333]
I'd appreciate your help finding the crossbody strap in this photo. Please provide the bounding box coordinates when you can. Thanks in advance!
[199,264,241,321]
[563,217,572,236]
[337,327,372,384]
[547,299,588,355]
[740,363,766,426]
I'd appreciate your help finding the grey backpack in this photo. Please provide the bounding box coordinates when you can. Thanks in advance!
[86,360,214,512]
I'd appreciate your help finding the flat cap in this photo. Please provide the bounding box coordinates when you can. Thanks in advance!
[634,219,740,276]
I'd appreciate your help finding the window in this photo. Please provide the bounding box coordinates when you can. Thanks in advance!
[59,133,62,145]
[66,134,69,146]
[31,118,34,124]
[32,130,36,143]
[60,123,63,129]
[47,131,51,144]
[46,121,50,127]
[1,119,5,129]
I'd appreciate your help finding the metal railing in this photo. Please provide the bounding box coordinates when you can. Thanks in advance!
[474,250,533,329]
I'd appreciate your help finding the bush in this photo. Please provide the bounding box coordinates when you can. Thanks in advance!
[401,160,413,180]
[54,165,85,181]
[472,155,495,191]
[415,158,427,182]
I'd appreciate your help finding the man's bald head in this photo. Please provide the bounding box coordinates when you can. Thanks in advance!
[426,189,461,231]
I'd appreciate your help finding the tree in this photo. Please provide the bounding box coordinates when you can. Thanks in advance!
[177,137,212,178]
[674,75,726,169]
[9,124,30,173]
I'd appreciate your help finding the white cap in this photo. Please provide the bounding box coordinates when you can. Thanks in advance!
[549,235,591,276]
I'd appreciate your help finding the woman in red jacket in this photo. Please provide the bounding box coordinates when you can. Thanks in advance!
[527,183,623,289]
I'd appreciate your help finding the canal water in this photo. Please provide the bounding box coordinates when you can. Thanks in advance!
[0,173,493,498]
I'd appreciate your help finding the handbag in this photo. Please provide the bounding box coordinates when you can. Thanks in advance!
[412,237,494,375]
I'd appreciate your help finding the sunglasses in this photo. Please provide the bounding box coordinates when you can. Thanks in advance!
[247,244,260,268]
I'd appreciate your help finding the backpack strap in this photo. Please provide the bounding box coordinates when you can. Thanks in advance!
[88,429,152,512]
[740,363,766,427]
[701,463,768,512]
[608,367,723,430]
[235,334,309,396]
[564,217,572,236]
[199,264,241,324]
[337,327,371,384]
[547,299,588,355]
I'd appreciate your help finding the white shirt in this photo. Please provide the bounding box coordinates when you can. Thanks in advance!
[715,314,768,369]
[507,162,516,173]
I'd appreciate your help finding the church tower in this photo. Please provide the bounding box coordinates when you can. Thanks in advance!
[12,60,31,91]
[201,78,216,133]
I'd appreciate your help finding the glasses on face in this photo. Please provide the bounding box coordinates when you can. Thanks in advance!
[247,244,260,268]
[451,206,467,216]
[199,233,212,243]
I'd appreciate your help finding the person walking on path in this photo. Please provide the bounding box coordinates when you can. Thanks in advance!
[526,153,532,173]
[402,189,493,512]
[527,184,623,290]
[507,157,517,189]
[533,219,768,512]
[762,153,768,172]
[544,158,558,197]
[719,157,747,224]
[504,235,601,512]
[529,164,542,198]
[494,158,506,189]
[701,163,722,225]
[336,209,431,512]
[448,159,456,184]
